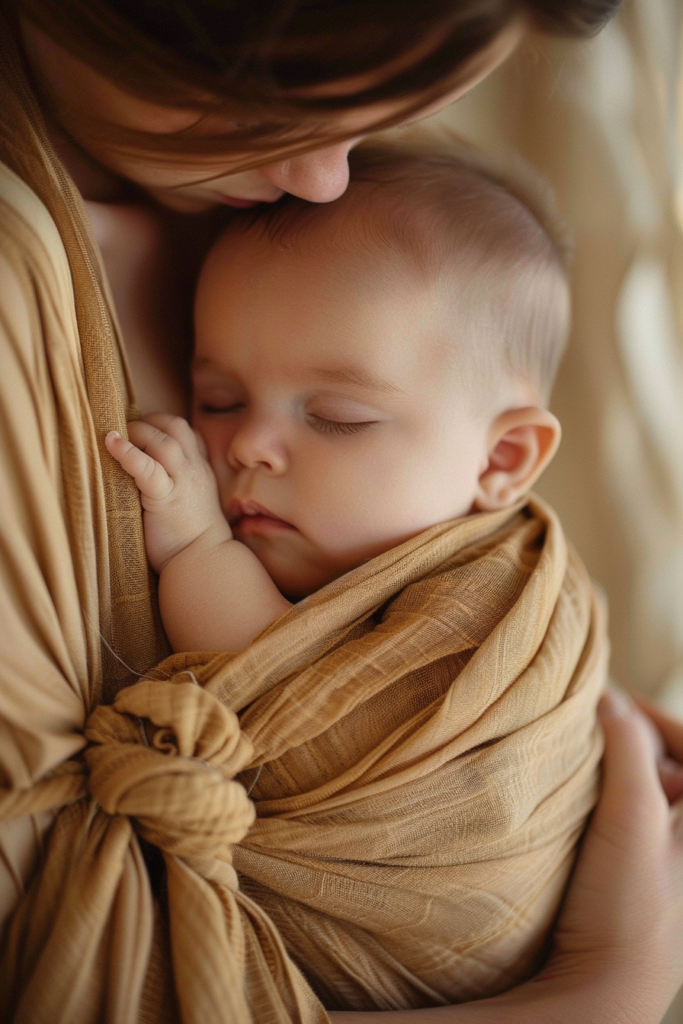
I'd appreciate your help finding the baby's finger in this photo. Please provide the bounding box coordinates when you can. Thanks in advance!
[105,431,173,501]
[127,420,187,477]
[194,429,209,460]
[141,412,201,458]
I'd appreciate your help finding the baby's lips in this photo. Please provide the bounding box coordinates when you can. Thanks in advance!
[226,496,294,528]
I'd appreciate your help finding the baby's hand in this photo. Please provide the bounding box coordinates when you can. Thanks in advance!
[105,413,230,573]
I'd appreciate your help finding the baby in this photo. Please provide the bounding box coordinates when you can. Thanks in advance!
[105,142,605,1008]
[106,142,567,651]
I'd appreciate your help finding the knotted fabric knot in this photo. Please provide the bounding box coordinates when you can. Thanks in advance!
[84,679,255,861]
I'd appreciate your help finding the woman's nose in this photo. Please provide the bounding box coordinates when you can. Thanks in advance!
[259,141,355,203]
[227,418,288,475]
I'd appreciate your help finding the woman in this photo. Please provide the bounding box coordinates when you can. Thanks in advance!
[0,2,681,1021]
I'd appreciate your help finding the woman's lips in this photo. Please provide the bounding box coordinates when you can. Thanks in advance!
[209,192,284,208]
[227,498,295,534]
[211,195,260,208]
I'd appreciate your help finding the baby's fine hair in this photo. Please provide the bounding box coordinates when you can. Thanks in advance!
[233,135,572,402]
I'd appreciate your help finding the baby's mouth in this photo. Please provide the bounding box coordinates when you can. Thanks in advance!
[226,498,296,533]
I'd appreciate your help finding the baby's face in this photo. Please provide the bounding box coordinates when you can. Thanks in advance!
[193,232,494,598]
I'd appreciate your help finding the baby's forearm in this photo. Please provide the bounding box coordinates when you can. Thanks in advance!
[158,526,292,653]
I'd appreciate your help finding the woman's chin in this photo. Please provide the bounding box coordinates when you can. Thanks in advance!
[143,188,219,214]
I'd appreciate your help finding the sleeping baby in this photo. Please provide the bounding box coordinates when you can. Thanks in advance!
[105,141,606,1011]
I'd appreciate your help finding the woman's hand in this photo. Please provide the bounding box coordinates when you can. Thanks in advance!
[525,690,683,1023]
[329,691,683,1023]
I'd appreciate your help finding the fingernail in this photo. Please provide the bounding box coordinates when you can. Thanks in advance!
[106,430,121,441]
[598,689,634,720]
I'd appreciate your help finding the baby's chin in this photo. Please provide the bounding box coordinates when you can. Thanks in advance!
[265,559,342,603]
[237,532,351,601]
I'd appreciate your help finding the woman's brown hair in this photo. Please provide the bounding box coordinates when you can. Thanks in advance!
[13,0,623,161]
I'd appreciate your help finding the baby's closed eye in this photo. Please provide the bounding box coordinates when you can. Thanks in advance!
[305,414,376,436]
[197,400,246,415]
[304,395,386,437]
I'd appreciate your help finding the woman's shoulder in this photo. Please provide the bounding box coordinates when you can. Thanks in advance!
[0,159,76,307]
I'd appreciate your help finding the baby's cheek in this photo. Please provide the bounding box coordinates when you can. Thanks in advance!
[296,444,440,560]
[305,493,413,567]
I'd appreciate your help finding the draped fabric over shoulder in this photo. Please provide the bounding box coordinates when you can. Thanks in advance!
[0,19,607,1024]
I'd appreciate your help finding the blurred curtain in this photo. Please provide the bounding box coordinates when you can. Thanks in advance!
[427,2,683,1017]
[437,0,683,709]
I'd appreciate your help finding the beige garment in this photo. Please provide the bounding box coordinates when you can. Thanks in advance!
[0,20,606,1023]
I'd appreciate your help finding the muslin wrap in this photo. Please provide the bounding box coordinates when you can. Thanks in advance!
[0,19,607,1024]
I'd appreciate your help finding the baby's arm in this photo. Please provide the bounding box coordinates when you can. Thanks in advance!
[105,413,291,652]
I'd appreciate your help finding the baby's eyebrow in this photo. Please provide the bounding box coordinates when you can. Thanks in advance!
[310,365,405,396]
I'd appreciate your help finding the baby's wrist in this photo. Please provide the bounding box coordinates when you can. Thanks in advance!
[193,517,234,550]
[154,517,233,575]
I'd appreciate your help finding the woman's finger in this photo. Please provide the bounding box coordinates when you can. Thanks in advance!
[596,691,669,833]
[104,431,173,501]
[659,759,683,804]
[633,693,683,763]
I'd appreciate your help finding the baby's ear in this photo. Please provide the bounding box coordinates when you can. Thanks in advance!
[473,407,561,512]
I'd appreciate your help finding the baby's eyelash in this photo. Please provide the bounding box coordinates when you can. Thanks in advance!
[307,415,375,436]
[198,403,244,415]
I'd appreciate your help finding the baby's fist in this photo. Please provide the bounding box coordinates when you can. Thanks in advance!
[106,413,229,572]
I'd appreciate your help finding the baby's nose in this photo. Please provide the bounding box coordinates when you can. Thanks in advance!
[226,420,288,474]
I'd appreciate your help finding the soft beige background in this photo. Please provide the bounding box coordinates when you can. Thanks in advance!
[423,1,683,1017]
[438,0,683,709]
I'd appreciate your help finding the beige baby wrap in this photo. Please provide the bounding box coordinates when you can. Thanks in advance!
[0,20,606,1023]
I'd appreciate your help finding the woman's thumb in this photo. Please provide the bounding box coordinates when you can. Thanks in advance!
[597,690,667,830]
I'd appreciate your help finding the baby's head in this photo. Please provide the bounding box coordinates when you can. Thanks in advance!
[193,141,570,598]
